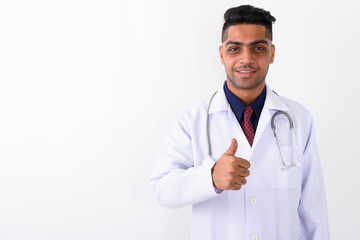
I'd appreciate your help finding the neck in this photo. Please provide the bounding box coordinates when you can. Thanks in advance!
[226,81,265,105]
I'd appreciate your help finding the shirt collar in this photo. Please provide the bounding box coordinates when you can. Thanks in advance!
[223,81,266,120]
[207,82,289,115]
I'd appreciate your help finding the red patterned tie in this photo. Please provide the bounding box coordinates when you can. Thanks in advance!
[241,106,254,146]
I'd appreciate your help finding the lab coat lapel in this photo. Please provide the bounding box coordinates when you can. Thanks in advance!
[252,85,289,148]
[252,105,271,148]
[208,83,253,156]
[208,85,228,114]
[208,83,289,153]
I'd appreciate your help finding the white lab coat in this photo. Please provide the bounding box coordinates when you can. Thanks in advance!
[150,84,330,240]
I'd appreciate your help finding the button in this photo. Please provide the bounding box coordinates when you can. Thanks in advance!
[250,162,255,168]
[249,198,257,205]
[251,235,259,240]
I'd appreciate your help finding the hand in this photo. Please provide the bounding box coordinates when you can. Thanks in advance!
[211,138,251,190]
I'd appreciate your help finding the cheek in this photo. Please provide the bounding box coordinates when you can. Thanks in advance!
[223,57,237,68]
[225,62,236,72]
[259,56,273,67]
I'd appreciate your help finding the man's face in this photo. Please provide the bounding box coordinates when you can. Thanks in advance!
[219,24,275,91]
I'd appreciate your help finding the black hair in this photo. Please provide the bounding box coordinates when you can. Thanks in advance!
[221,5,276,42]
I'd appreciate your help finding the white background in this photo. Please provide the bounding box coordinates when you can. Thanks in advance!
[0,0,359,239]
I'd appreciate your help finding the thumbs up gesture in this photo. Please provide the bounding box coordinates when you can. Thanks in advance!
[211,138,251,190]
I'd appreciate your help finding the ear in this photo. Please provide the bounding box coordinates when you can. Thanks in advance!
[270,44,275,64]
[219,45,225,64]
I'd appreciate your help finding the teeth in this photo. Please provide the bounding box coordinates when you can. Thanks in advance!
[239,71,253,73]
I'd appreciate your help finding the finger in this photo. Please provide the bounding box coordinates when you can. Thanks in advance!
[236,158,251,169]
[232,183,242,190]
[235,176,247,185]
[236,168,250,177]
[224,138,238,156]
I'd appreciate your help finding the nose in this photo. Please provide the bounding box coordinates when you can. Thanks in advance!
[238,48,254,64]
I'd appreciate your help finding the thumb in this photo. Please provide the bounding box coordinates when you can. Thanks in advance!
[224,138,238,156]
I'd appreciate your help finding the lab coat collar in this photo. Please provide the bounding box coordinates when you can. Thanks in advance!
[207,82,290,149]
[208,82,289,114]
[207,83,230,114]
[254,85,289,148]
[264,86,289,112]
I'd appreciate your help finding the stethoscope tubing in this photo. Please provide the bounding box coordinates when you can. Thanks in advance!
[206,90,218,158]
[206,91,296,169]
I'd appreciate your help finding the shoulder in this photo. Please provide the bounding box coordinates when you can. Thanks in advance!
[276,94,315,134]
[266,86,313,122]
[175,98,210,126]
[279,95,312,117]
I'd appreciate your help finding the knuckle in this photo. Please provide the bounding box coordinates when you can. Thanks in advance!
[238,169,249,177]
[242,178,247,185]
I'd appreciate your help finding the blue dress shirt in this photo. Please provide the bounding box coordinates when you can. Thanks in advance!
[223,81,266,133]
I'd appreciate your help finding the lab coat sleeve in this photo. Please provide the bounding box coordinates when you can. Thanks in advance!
[149,110,219,209]
[298,116,330,239]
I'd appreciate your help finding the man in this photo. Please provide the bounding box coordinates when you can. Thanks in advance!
[150,5,330,240]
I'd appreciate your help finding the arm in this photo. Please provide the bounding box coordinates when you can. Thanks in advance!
[149,112,218,209]
[298,116,330,239]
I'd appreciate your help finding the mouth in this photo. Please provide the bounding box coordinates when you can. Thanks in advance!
[236,69,256,78]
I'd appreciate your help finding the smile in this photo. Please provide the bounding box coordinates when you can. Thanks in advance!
[235,69,256,78]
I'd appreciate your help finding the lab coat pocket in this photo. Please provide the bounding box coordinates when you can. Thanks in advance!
[265,146,302,189]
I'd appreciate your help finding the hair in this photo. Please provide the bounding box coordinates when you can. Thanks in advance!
[221,5,276,42]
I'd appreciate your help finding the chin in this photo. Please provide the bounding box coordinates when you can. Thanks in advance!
[230,79,264,90]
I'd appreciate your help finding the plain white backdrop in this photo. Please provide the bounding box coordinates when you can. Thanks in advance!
[0,0,359,239]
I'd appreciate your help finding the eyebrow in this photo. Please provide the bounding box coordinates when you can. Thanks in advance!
[225,40,269,47]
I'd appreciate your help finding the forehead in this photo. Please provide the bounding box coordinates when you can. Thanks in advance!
[225,24,270,44]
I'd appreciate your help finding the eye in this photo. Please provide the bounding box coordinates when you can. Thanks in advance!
[254,46,266,52]
[227,47,240,54]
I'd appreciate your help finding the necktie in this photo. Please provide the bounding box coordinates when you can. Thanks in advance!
[241,106,254,146]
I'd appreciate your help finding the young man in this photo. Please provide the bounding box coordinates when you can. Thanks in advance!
[150,5,330,240]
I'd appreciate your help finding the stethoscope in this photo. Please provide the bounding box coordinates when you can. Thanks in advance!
[206,91,299,170]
